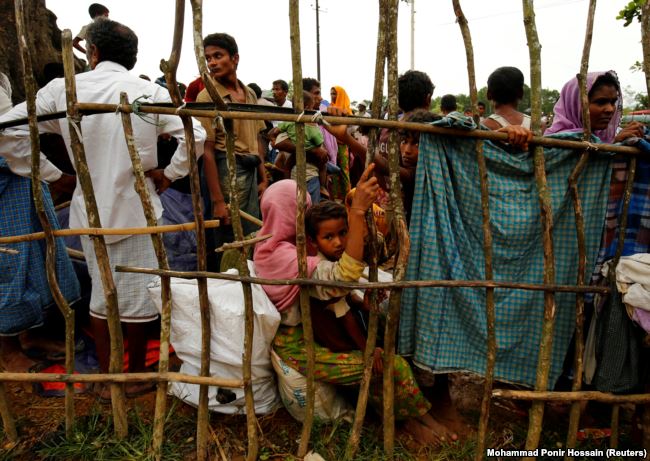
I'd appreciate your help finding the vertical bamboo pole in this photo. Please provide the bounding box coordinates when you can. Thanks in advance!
[61,29,128,438]
[640,4,650,455]
[383,1,406,458]
[287,1,314,457]
[565,2,597,458]
[152,1,190,458]
[642,1,650,101]
[14,0,76,438]
[450,3,495,460]
[118,92,172,459]
[343,0,386,458]
[521,0,557,456]
[0,383,16,443]
[184,3,220,458]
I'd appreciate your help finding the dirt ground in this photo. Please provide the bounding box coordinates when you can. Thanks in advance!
[0,370,640,460]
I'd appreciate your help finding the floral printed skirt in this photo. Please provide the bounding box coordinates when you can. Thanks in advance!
[273,324,431,419]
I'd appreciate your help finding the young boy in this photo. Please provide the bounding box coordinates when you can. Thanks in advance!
[271,91,330,203]
[373,108,438,224]
[73,3,109,55]
[305,201,382,373]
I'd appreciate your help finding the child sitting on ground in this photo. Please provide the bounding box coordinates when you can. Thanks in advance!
[271,91,330,203]
[305,200,383,373]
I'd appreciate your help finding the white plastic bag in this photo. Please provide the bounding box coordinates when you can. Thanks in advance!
[270,350,351,422]
[148,262,280,414]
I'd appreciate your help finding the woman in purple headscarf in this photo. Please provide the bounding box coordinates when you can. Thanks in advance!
[546,70,643,143]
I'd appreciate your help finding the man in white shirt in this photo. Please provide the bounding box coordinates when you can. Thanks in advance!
[0,19,206,398]
[272,79,292,109]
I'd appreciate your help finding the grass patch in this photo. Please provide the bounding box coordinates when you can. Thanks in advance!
[36,400,195,461]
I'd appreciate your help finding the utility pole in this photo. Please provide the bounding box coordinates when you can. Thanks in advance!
[401,0,415,69]
[316,0,321,82]
[410,0,415,70]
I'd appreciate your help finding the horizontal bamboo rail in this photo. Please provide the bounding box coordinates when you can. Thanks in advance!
[0,103,643,156]
[0,372,242,387]
[494,389,650,403]
[0,220,220,244]
[114,265,610,293]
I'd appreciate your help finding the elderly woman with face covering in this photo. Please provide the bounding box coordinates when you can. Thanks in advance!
[254,167,458,445]
[547,71,645,275]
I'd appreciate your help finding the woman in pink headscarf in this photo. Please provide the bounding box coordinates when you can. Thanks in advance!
[254,166,458,445]
[548,71,645,276]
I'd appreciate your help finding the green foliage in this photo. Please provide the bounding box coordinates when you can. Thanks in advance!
[36,402,195,461]
[430,86,559,115]
[617,0,647,27]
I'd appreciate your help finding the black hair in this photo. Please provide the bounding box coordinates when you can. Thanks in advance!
[398,70,434,113]
[202,33,238,56]
[399,109,439,141]
[86,19,138,70]
[305,201,348,240]
[248,83,262,99]
[487,66,524,105]
[89,3,109,18]
[440,94,457,113]
[478,101,486,108]
[273,79,289,92]
[302,77,321,92]
[589,72,620,99]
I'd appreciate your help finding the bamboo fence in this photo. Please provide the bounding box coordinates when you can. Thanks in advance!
[0,0,649,460]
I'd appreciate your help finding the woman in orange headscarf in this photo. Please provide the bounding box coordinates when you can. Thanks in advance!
[328,85,353,199]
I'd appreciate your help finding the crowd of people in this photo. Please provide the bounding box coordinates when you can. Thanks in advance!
[0,3,649,447]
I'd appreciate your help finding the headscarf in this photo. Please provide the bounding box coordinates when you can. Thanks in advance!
[253,180,320,312]
[330,85,352,115]
[545,71,622,144]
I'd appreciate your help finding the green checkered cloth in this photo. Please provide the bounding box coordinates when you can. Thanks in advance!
[398,131,612,387]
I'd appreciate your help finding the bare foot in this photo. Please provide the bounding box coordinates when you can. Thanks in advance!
[418,412,458,442]
[0,353,36,373]
[125,381,156,398]
[403,418,441,446]
[430,397,471,437]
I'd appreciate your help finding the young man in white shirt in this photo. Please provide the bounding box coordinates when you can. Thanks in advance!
[0,19,206,398]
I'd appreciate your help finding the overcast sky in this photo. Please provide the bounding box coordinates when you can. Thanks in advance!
[46,0,648,106]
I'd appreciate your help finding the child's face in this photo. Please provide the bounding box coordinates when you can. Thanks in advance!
[400,134,420,168]
[314,218,348,261]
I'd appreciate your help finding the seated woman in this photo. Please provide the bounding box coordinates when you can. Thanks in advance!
[253,166,456,445]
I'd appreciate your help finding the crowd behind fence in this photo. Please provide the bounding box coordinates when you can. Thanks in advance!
[1,0,649,460]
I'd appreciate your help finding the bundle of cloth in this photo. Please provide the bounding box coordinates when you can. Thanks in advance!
[399,122,612,388]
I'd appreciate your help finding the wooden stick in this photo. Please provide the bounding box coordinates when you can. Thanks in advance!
[344,0,386,457]
[238,209,263,227]
[287,1,313,457]
[0,220,220,244]
[214,234,271,253]
[0,247,19,255]
[642,1,650,101]
[566,1,597,457]
[221,52,259,461]
[119,91,173,461]
[522,1,557,456]
[0,372,242,387]
[15,0,76,438]
[115,265,611,293]
[186,0,219,461]
[67,248,85,260]
[383,2,407,458]
[0,382,17,443]
[52,102,643,156]
[54,200,71,211]
[61,29,128,439]
[493,389,650,403]
[451,3,495,459]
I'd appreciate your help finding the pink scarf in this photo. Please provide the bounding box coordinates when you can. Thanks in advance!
[253,180,320,312]
[545,71,622,144]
